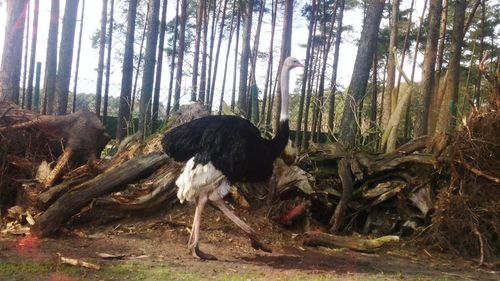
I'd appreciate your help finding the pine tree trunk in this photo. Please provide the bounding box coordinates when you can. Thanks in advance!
[435,0,466,133]
[327,0,344,134]
[25,0,40,110]
[43,0,60,115]
[103,0,115,125]
[415,0,441,137]
[198,3,209,103]
[295,0,316,146]
[0,0,28,104]
[173,0,188,112]
[191,0,205,102]
[339,0,385,147]
[55,0,80,115]
[166,0,180,118]
[152,0,168,131]
[116,0,137,140]
[131,5,149,115]
[369,53,378,144]
[219,1,237,114]
[382,0,399,130]
[138,0,160,137]
[206,1,219,106]
[72,0,85,113]
[230,11,241,112]
[21,1,30,108]
[95,0,108,117]
[272,0,293,132]
[247,0,265,122]
[474,0,485,106]
[238,0,253,117]
[210,0,229,111]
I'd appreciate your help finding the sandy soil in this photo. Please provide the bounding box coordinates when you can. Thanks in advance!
[0,204,498,281]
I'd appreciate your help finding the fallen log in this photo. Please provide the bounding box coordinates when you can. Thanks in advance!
[33,152,169,237]
[303,232,400,252]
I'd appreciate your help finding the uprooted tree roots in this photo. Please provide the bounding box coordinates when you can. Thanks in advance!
[422,104,500,264]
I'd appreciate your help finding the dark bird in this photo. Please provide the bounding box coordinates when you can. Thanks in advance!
[162,57,303,260]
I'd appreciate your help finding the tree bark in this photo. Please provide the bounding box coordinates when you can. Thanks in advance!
[415,0,441,136]
[131,5,149,115]
[273,0,294,132]
[237,0,253,117]
[198,2,209,103]
[55,0,80,115]
[173,0,188,112]
[0,0,28,103]
[206,1,219,106]
[72,0,85,113]
[166,0,180,118]
[382,0,399,130]
[116,0,137,140]
[339,0,385,147]
[327,0,345,134]
[25,0,40,110]
[474,0,485,106]
[295,0,316,146]
[33,153,169,237]
[435,0,466,133]
[95,0,108,117]
[102,0,115,125]
[191,0,205,102]
[152,0,168,131]
[219,0,237,114]
[230,10,241,112]
[43,0,60,115]
[21,1,30,108]
[210,0,229,111]
[138,0,160,138]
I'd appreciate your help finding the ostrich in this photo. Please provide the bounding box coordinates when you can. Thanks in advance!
[162,57,303,260]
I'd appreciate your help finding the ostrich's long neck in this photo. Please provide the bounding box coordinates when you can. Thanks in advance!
[280,66,290,121]
[270,65,290,155]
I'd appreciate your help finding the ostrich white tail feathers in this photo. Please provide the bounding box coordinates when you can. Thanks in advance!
[176,158,230,203]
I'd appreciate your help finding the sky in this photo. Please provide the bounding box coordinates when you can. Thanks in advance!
[0,0,429,112]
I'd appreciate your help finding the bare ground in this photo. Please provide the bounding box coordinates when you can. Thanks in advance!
[1,204,498,281]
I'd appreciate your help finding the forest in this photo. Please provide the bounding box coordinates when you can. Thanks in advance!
[0,0,499,280]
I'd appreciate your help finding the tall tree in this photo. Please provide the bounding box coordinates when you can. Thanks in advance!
[21,1,30,107]
[103,0,115,124]
[43,0,60,114]
[0,0,28,103]
[339,0,385,146]
[205,1,219,105]
[230,9,241,112]
[219,0,237,114]
[237,0,253,116]
[25,0,40,110]
[474,0,486,106]
[55,0,80,115]
[95,0,108,116]
[435,0,467,133]
[210,0,229,111]
[72,0,85,113]
[295,0,316,146]
[272,0,294,132]
[117,0,138,140]
[138,0,160,137]
[382,0,400,130]
[415,0,441,136]
[191,0,205,102]
[327,0,345,134]
[152,0,168,131]
[261,0,278,126]
[131,5,149,114]
[198,2,209,103]
[173,0,188,111]
[166,0,180,118]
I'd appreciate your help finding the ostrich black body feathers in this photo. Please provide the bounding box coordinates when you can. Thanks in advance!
[162,115,289,183]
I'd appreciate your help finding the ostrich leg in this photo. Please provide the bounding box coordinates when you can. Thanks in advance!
[188,194,216,260]
[212,199,272,253]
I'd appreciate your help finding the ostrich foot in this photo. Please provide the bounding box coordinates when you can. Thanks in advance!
[189,245,217,260]
[251,239,272,253]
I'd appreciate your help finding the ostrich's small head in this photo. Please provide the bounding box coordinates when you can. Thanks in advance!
[283,57,304,70]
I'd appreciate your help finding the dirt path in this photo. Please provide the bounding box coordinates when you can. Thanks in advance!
[1,206,497,281]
